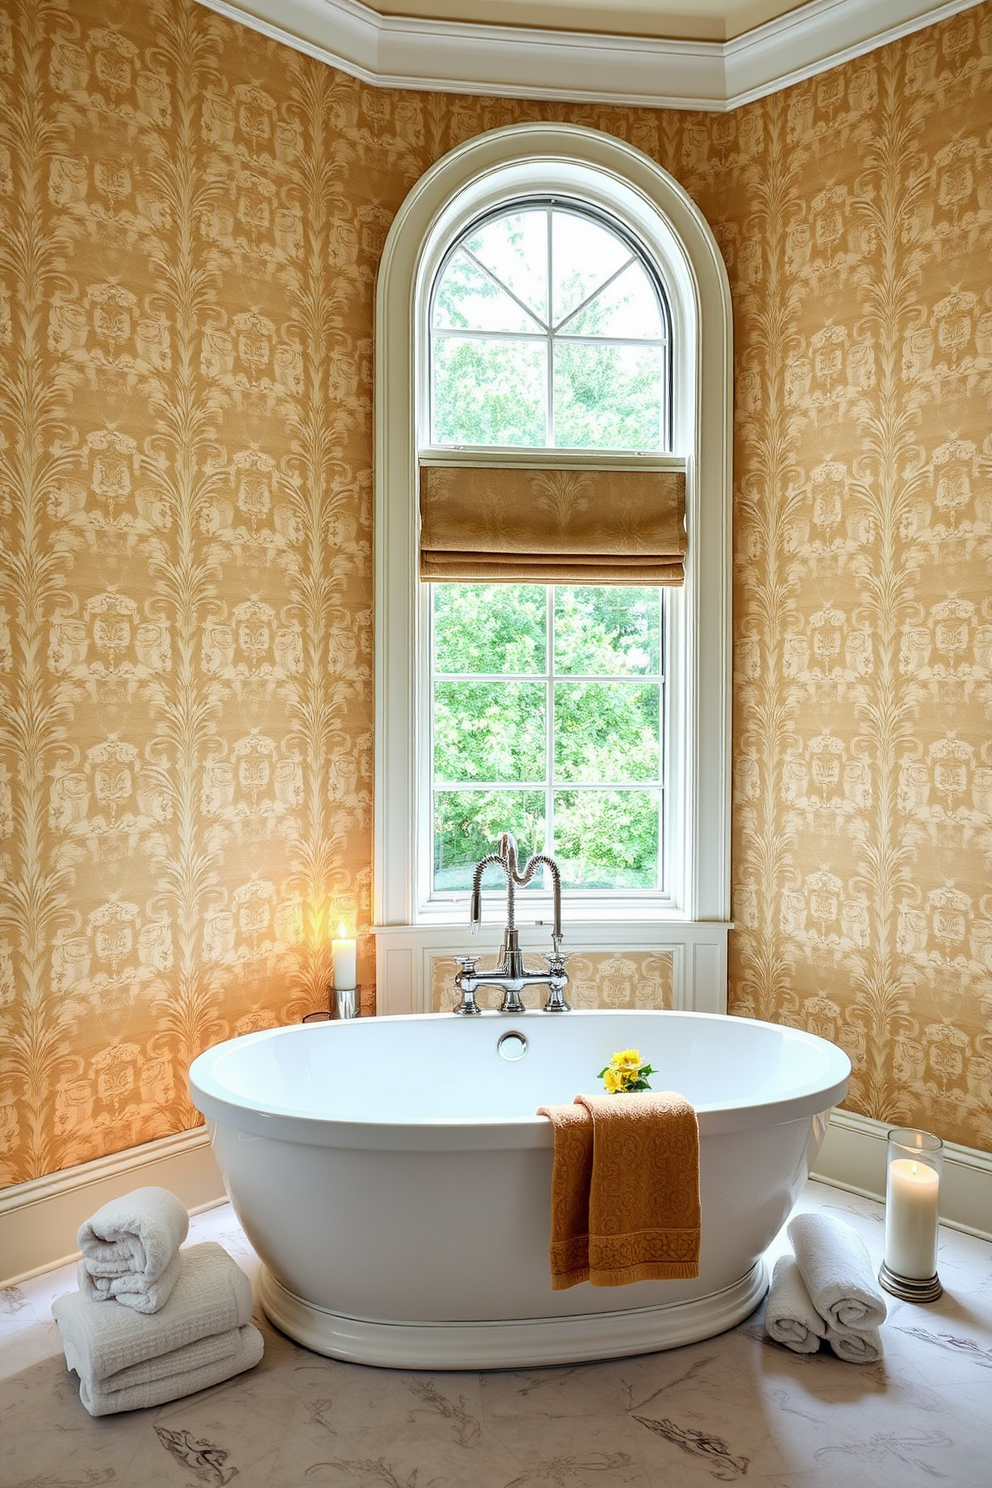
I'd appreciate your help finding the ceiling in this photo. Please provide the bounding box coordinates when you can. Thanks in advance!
[358,0,807,43]
[197,0,978,110]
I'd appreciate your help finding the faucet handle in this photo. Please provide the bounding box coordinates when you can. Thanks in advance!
[542,953,570,1014]
[453,956,481,1016]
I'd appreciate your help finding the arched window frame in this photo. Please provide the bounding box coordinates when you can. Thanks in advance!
[373,123,733,1015]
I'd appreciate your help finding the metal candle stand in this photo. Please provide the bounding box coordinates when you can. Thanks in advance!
[302,985,362,1023]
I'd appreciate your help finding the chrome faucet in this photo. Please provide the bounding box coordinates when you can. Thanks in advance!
[454,833,570,1015]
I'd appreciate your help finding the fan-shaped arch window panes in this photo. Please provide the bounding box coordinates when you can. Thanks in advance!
[431,203,671,451]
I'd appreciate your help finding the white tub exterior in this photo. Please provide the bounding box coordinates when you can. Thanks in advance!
[188,1009,850,1368]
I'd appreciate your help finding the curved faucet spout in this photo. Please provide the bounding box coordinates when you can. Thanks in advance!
[456,833,569,1014]
[469,852,506,936]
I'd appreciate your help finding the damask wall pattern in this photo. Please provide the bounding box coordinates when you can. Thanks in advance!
[722,16,992,1149]
[1,0,989,1185]
[0,0,375,1182]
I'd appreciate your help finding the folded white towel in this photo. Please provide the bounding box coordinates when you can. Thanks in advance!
[76,1323,264,1416]
[826,1323,883,1364]
[764,1253,827,1354]
[78,1247,183,1314]
[77,1186,189,1312]
[787,1212,887,1332]
[53,1242,254,1384]
[63,1311,240,1390]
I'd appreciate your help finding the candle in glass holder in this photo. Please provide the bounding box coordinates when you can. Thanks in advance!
[880,1127,942,1301]
[332,930,357,990]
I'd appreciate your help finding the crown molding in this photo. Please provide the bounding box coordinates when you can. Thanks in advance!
[193,0,980,110]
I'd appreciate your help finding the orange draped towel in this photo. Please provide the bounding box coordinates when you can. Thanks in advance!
[536,1092,701,1289]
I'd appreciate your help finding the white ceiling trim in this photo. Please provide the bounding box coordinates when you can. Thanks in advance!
[194,0,979,110]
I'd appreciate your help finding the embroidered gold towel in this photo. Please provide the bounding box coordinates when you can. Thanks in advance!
[537,1092,701,1289]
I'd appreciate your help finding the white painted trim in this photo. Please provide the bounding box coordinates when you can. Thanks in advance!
[373,124,733,980]
[192,0,981,110]
[0,1128,225,1289]
[812,1108,992,1243]
[723,0,979,106]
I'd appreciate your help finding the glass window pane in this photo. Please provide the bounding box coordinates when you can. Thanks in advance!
[551,209,632,328]
[434,680,546,783]
[554,789,660,889]
[559,261,663,339]
[554,681,660,783]
[554,587,661,676]
[434,250,538,333]
[433,336,546,446]
[553,342,665,450]
[434,790,546,891]
[464,209,548,323]
[434,585,546,674]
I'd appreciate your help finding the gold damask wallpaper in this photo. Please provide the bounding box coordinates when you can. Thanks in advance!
[1,0,989,1184]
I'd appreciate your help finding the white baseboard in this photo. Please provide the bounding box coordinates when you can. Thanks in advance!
[812,1109,992,1242]
[2,1107,988,1288]
[0,1128,226,1289]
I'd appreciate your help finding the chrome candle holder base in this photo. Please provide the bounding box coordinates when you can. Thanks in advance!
[302,985,362,1022]
[878,1260,942,1304]
[333,985,360,1020]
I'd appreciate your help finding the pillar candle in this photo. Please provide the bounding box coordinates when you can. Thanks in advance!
[332,936,357,991]
[885,1158,940,1279]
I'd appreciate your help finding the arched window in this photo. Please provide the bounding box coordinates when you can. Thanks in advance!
[430,200,671,452]
[373,124,732,1015]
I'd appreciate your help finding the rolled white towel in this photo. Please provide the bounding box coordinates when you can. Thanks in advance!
[787,1212,887,1332]
[78,1248,182,1314]
[53,1242,254,1384]
[77,1186,189,1311]
[764,1253,827,1354]
[76,1323,264,1416]
[826,1324,883,1364]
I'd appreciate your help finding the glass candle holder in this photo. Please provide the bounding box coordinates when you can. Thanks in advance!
[879,1128,943,1303]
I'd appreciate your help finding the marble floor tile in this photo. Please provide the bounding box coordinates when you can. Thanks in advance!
[1,1181,991,1488]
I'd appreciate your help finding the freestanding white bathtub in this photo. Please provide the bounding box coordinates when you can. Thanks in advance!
[188,1009,850,1369]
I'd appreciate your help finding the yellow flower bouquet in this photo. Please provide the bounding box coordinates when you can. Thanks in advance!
[597,1048,655,1094]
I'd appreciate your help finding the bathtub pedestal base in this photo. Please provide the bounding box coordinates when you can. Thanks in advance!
[258,1260,768,1370]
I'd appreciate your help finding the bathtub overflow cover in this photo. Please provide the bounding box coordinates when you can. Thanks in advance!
[497,1030,528,1061]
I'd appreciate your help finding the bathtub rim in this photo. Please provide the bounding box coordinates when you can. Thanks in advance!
[256,1257,770,1369]
[188,1009,852,1149]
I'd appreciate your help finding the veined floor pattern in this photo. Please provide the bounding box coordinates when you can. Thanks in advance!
[1,1179,990,1488]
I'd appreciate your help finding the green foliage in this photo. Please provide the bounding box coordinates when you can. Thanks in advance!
[433,791,545,891]
[434,680,546,783]
[433,585,546,673]
[432,584,663,891]
[432,336,545,446]
[554,342,664,451]
[554,789,660,888]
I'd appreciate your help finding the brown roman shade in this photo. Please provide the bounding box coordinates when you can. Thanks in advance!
[419,462,687,586]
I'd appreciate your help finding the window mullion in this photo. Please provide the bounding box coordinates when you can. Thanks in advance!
[546,204,554,448]
[460,246,547,331]
[546,585,555,865]
[552,253,636,334]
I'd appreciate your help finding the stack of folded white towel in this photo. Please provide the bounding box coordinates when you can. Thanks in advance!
[52,1187,263,1415]
[764,1211,887,1363]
